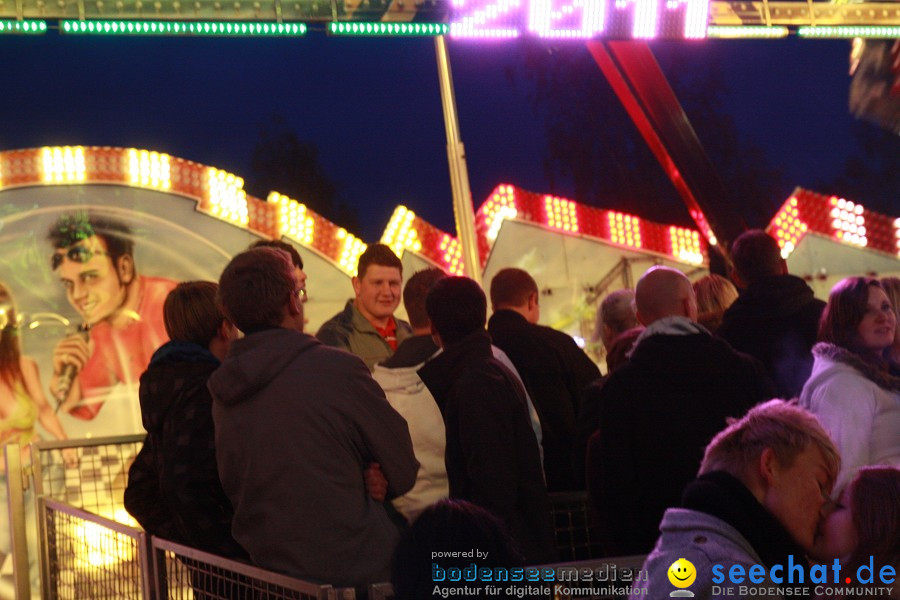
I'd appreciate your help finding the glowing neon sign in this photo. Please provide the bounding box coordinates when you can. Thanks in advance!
[450,0,709,39]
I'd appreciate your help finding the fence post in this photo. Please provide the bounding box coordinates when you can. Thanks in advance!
[4,444,31,600]
[143,534,166,600]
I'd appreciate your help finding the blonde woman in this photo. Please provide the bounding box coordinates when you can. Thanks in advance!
[692,274,738,333]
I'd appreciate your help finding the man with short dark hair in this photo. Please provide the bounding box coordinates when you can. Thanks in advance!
[588,266,772,556]
[249,239,307,302]
[418,277,556,564]
[629,400,840,599]
[487,267,599,491]
[209,247,418,586]
[49,212,176,422]
[718,229,825,399]
[317,243,412,370]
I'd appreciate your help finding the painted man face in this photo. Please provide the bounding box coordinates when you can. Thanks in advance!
[54,235,128,326]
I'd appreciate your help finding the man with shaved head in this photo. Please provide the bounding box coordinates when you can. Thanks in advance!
[586,266,773,556]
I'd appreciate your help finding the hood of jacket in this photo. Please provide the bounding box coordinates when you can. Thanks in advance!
[372,363,428,395]
[810,342,900,393]
[208,328,320,406]
[139,340,220,433]
[726,275,821,321]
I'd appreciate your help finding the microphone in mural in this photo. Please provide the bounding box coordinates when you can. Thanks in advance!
[53,322,90,412]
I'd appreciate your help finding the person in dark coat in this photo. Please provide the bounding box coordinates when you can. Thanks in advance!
[587,266,774,556]
[419,276,556,565]
[487,268,600,492]
[125,281,247,560]
[575,290,642,486]
[717,229,826,399]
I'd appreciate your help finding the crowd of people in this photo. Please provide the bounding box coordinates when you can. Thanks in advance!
[119,228,900,598]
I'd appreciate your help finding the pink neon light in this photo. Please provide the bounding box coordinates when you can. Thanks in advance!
[450,0,710,39]
[632,0,657,38]
[528,0,605,38]
[450,0,522,38]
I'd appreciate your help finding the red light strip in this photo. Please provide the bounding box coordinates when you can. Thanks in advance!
[766,188,899,259]
[0,146,362,270]
[475,183,708,265]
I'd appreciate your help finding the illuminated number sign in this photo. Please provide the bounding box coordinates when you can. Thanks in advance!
[450,0,709,39]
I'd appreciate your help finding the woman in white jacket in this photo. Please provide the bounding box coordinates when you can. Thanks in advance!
[799,277,900,494]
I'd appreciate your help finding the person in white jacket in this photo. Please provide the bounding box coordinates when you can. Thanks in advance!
[372,268,542,523]
[799,277,900,494]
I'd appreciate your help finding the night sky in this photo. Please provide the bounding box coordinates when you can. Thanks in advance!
[0,30,865,241]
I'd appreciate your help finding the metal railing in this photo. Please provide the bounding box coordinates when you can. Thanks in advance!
[152,538,341,600]
[13,435,636,600]
[549,492,604,562]
[32,435,145,599]
[368,582,394,600]
[35,492,648,600]
[2,435,144,599]
[41,497,152,599]
[31,435,144,516]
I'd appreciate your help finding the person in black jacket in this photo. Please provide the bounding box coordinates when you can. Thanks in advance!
[487,268,600,492]
[124,281,247,560]
[717,229,826,399]
[587,266,773,556]
[419,277,556,565]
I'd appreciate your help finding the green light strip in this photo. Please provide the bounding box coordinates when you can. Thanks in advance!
[328,22,449,36]
[60,20,306,36]
[706,25,788,39]
[0,20,47,34]
[797,26,900,39]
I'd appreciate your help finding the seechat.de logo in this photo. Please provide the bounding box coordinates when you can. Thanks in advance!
[667,558,696,597]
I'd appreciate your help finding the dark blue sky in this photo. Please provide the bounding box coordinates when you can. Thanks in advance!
[1,30,862,240]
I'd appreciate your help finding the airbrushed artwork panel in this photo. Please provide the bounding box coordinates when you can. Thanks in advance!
[0,184,262,442]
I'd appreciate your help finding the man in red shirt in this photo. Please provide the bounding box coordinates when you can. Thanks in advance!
[49,213,175,423]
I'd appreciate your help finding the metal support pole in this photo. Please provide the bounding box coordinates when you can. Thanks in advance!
[4,444,31,599]
[434,35,482,286]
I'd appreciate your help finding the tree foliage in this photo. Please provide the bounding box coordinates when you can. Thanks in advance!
[816,121,900,212]
[511,41,788,231]
[247,113,359,232]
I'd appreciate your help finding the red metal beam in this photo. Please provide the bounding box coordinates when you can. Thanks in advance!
[587,40,748,254]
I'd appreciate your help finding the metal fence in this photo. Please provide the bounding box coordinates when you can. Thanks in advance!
[548,492,603,562]
[14,436,635,600]
[2,435,143,598]
[31,435,144,519]
[36,494,648,600]
[41,497,152,599]
[152,538,342,600]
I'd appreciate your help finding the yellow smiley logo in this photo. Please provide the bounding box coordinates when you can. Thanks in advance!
[667,558,696,588]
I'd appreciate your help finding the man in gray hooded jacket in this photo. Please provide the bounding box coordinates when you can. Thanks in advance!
[209,247,418,587]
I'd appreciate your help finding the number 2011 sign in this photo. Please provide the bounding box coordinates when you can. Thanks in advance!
[449,0,710,39]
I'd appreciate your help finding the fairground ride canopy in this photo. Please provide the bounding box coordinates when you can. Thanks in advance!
[1,145,897,430]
